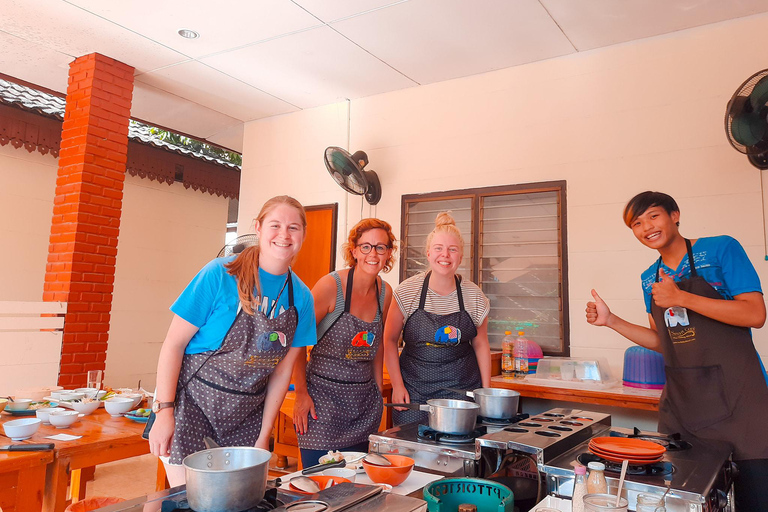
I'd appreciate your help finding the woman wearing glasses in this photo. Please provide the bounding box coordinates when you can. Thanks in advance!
[293,218,396,467]
[383,212,491,426]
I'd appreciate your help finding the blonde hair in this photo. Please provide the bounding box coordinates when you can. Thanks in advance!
[425,212,464,254]
[225,196,307,315]
[341,218,398,272]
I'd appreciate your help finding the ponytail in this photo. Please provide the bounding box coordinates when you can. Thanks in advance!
[224,245,261,315]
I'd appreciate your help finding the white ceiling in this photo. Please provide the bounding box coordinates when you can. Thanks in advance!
[2,0,767,152]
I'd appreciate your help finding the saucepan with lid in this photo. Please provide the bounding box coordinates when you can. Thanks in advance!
[385,398,479,434]
[448,387,520,420]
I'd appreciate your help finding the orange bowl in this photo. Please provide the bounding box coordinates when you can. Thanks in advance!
[362,454,415,486]
[288,475,351,494]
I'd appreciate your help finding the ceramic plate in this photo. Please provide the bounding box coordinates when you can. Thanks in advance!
[589,437,666,457]
[4,409,37,416]
[124,410,150,423]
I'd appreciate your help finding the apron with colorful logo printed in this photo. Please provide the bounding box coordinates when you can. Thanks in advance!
[299,267,385,449]
[169,273,297,464]
[651,240,768,461]
[393,271,481,426]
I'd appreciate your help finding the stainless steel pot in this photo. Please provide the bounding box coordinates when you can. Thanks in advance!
[183,445,272,512]
[385,398,479,434]
[459,388,520,419]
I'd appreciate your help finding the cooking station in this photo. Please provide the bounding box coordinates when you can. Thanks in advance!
[91,482,427,512]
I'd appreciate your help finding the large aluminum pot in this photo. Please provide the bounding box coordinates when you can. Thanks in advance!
[183,446,272,512]
[463,388,520,420]
[386,398,479,434]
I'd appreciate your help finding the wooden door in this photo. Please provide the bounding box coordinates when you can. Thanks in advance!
[292,204,338,290]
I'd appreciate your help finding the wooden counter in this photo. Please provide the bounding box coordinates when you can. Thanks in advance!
[491,375,661,411]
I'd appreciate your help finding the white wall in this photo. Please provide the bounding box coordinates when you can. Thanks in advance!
[0,144,58,300]
[239,13,768,380]
[0,142,228,390]
[108,177,228,390]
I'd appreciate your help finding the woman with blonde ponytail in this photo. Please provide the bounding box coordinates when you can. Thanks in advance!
[149,196,317,486]
[383,212,492,426]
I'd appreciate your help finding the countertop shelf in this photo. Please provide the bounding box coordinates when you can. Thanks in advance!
[490,376,661,411]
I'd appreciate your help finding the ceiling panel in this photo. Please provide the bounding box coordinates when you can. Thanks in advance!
[293,0,405,23]
[201,26,417,108]
[130,82,241,141]
[66,0,324,60]
[0,31,72,93]
[543,0,768,51]
[331,0,575,85]
[136,61,298,122]
[0,0,187,74]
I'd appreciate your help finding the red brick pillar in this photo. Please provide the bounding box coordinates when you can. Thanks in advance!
[43,54,134,388]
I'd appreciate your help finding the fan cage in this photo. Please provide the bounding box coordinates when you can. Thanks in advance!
[217,233,259,258]
[725,69,768,155]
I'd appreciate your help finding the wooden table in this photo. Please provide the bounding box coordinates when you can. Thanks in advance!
[0,444,53,512]
[491,375,661,411]
[0,407,150,512]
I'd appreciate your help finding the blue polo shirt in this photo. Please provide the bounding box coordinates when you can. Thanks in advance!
[640,235,766,383]
[171,256,317,354]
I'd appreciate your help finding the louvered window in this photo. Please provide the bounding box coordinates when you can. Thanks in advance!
[400,182,569,355]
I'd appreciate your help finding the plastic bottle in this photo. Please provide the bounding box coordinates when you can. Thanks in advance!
[501,331,515,377]
[572,465,588,512]
[513,331,530,378]
[586,462,608,494]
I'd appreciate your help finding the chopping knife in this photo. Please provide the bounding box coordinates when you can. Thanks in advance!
[0,443,55,452]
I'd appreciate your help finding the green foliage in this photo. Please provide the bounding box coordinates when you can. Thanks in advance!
[147,126,242,166]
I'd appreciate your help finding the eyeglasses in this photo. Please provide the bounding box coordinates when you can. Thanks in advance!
[357,243,390,255]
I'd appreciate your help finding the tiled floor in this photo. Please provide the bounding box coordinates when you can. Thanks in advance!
[85,453,298,501]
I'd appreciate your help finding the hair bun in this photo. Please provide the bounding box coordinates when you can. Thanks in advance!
[435,212,456,228]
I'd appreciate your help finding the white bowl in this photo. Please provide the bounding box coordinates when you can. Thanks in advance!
[104,397,134,417]
[121,393,143,409]
[49,410,80,428]
[58,392,85,402]
[322,468,356,482]
[74,387,102,399]
[70,400,100,415]
[36,407,65,424]
[5,399,33,412]
[2,418,41,440]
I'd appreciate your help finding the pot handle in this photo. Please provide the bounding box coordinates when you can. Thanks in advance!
[384,403,430,411]
[446,387,475,399]
[203,436,220,449]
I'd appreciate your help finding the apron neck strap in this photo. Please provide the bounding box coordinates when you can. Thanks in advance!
[266,270,293,317]
[655,238,696,282]
[418,271,465,311]
[344,266,383,317]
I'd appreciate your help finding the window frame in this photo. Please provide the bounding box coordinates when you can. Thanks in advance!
[400,180,570,356]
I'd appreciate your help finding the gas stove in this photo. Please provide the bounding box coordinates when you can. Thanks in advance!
[477,408,612,468]
[368,413,530,477]
[89,482,427,512]
[541,426,735,512]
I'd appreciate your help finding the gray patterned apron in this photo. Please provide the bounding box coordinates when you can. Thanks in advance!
[393,271,481,426]
[299,266,385,449]
[169,272,297,464]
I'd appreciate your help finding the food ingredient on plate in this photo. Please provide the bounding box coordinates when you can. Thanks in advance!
[319,450,345,463]
[133,408,151,417]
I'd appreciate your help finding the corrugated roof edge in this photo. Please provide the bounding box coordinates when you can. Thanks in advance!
[0,78,240,171]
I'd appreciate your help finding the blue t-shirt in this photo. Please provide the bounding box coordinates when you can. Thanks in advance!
[640,235,767,383]
[171,257,317,354]
[640,235,762,313]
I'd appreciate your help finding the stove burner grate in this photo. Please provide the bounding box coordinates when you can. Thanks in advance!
[477,413,529,426]
[417,424,487,444]
[610,428,692,451]
[577,453,674,477]
[161,487,281,511]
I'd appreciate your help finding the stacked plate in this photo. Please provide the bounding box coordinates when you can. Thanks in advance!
[588,437,666,464]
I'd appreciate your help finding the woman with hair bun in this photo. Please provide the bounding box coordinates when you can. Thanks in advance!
[383,212,491,426]
[149,195,317,486]
[293,218,396,467]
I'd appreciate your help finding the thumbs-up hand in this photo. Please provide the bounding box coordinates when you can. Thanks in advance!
[586,289,612,326]
[651,270,683,308]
